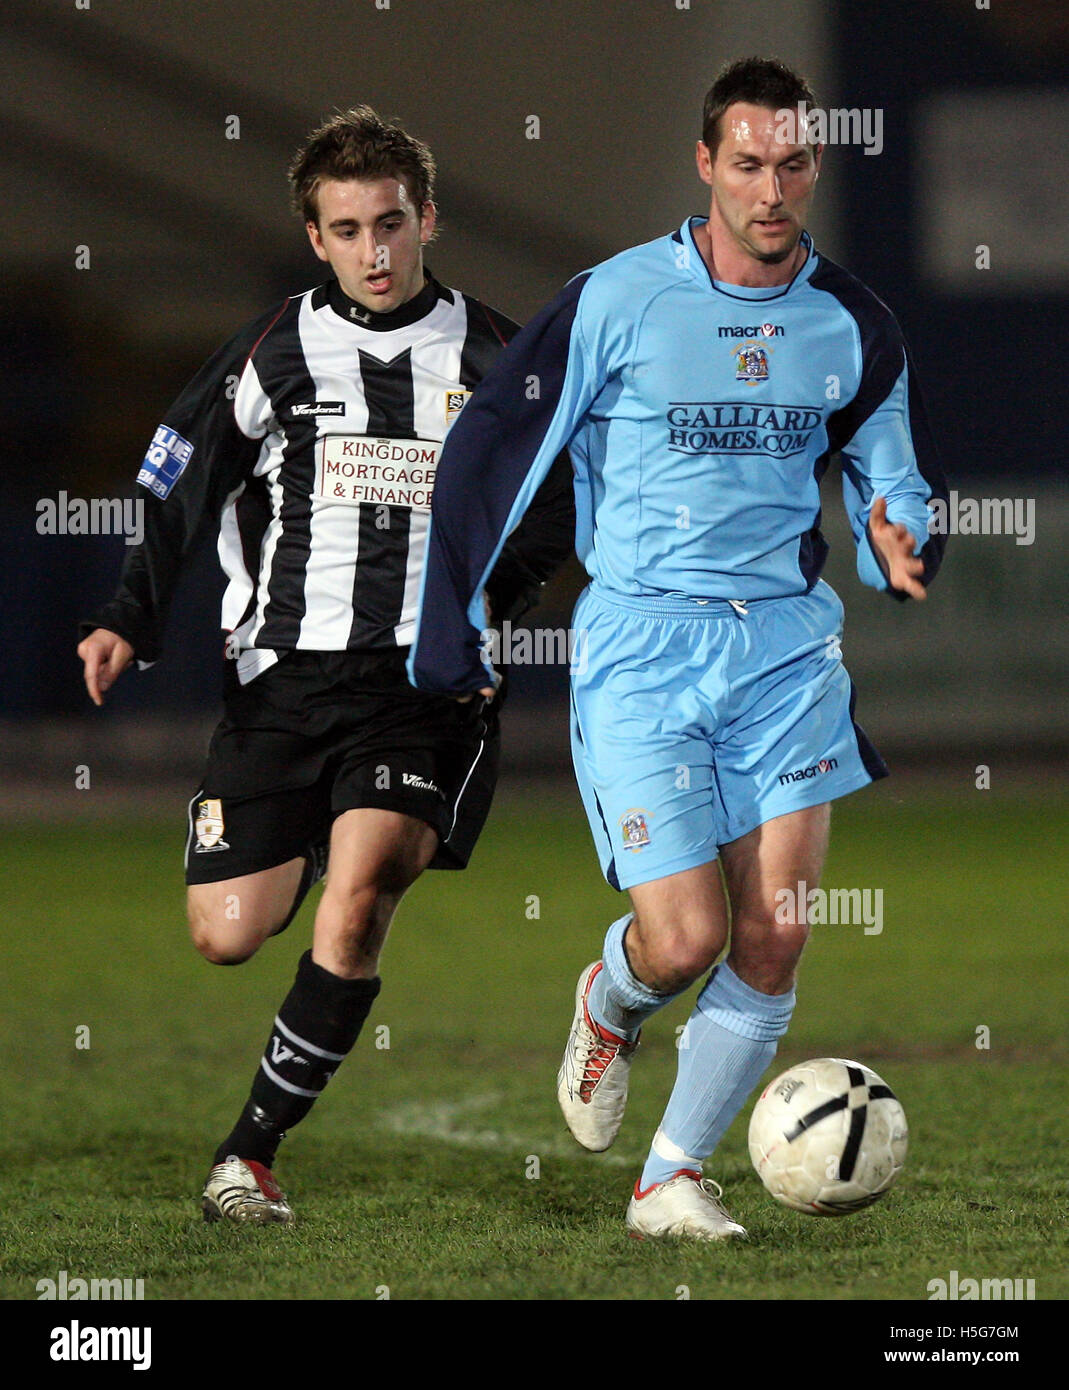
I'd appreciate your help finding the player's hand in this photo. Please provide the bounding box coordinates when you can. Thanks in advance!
[868,496,927,601]
[77,628,135,706]
[453,686,497,703]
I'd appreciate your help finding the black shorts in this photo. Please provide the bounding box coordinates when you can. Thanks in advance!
[185,650,500,885]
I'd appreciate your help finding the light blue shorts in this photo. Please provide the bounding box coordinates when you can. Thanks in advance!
[568,581,886,891]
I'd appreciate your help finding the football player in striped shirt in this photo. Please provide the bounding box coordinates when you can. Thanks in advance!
[411,59,947,1241]
[77,107,573,1225]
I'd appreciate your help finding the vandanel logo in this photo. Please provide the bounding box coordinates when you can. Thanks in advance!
[289,401,345,417]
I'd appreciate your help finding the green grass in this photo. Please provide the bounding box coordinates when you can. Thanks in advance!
[1,781,1066,1301]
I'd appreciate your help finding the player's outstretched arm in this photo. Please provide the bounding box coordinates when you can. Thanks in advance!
[77,628,135,706]
[78,304,282,684]
[866,496,927,601]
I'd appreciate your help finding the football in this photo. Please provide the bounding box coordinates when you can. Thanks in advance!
[747,1057,908,1215]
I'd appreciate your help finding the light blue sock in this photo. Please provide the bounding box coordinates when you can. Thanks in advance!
[638,962,795,1191]
[586,914,681,1042]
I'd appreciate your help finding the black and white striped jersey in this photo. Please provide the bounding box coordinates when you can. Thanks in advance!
[87,274,574,682]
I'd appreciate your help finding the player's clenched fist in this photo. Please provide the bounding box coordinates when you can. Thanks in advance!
[78,628,135,706]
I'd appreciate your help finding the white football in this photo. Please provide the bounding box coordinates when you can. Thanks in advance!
[748,1057,908,1216]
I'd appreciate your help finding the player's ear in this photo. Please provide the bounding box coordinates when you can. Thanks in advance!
[419,199,437,245]
[696,140,713,186]
[306,220,330,262]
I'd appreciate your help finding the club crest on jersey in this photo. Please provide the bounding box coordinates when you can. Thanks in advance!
[194,798,229,852]
[620,810,651,850]
[735,343,771,385]
[445,390,471,428]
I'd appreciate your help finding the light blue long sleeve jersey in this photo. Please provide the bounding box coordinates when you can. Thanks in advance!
[410,216,947,694]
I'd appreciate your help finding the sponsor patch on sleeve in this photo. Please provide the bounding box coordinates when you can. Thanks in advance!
[137,425,195,499]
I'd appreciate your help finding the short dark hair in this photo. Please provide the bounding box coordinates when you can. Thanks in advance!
[288,105,436,224]
[701,57,817,154]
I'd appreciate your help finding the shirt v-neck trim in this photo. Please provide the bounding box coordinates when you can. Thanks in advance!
[681,216,817,302]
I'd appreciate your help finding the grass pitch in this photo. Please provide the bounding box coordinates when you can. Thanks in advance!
[1,777,1066,1302]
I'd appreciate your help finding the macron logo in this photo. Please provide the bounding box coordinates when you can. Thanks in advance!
[778,756,838,786]
[718,323,785,338]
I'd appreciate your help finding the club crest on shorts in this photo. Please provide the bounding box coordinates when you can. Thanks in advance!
[620,809,651,850]
[194,798,229,852]
[444,389,471,428]
[734,342,771,384]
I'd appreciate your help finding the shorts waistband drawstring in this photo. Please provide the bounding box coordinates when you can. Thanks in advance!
[586,584,763,618]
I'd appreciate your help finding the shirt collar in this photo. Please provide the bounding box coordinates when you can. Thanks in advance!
[326,271,446,330]
[677,216,817,301]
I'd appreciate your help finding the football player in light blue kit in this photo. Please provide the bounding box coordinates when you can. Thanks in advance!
[410,58,947,1240]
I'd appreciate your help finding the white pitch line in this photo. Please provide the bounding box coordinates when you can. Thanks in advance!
[375,1093,633,1166]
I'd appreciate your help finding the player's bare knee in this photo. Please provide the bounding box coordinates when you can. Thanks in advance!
[634,925,719,993]
[320,855,413,929]
[730,919,809,994]
[187,902,261,966]
[319,874,379,925]
[191,924,259,966]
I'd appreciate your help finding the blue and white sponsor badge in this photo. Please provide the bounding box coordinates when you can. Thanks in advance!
[137,425,194,499]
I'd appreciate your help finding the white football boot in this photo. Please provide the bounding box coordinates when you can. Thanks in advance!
[626,1169,748,1242]
[557,961,639,1151]
[201,1156,295,1225]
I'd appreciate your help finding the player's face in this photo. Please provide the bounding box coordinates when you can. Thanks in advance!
[697,103,821,267]
[306,177,436,313]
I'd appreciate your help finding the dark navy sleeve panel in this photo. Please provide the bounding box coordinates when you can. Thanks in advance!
[81,300,292,662]
[458,295,522,385]
[484,448,575,624]
[810,257,948,595]
[410,274,591,694]
[812,258,905,454]
[901,343,948,590]
[457,297,576,624]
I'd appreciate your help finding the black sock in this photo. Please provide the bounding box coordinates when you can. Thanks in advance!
[214,950,380,1168]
